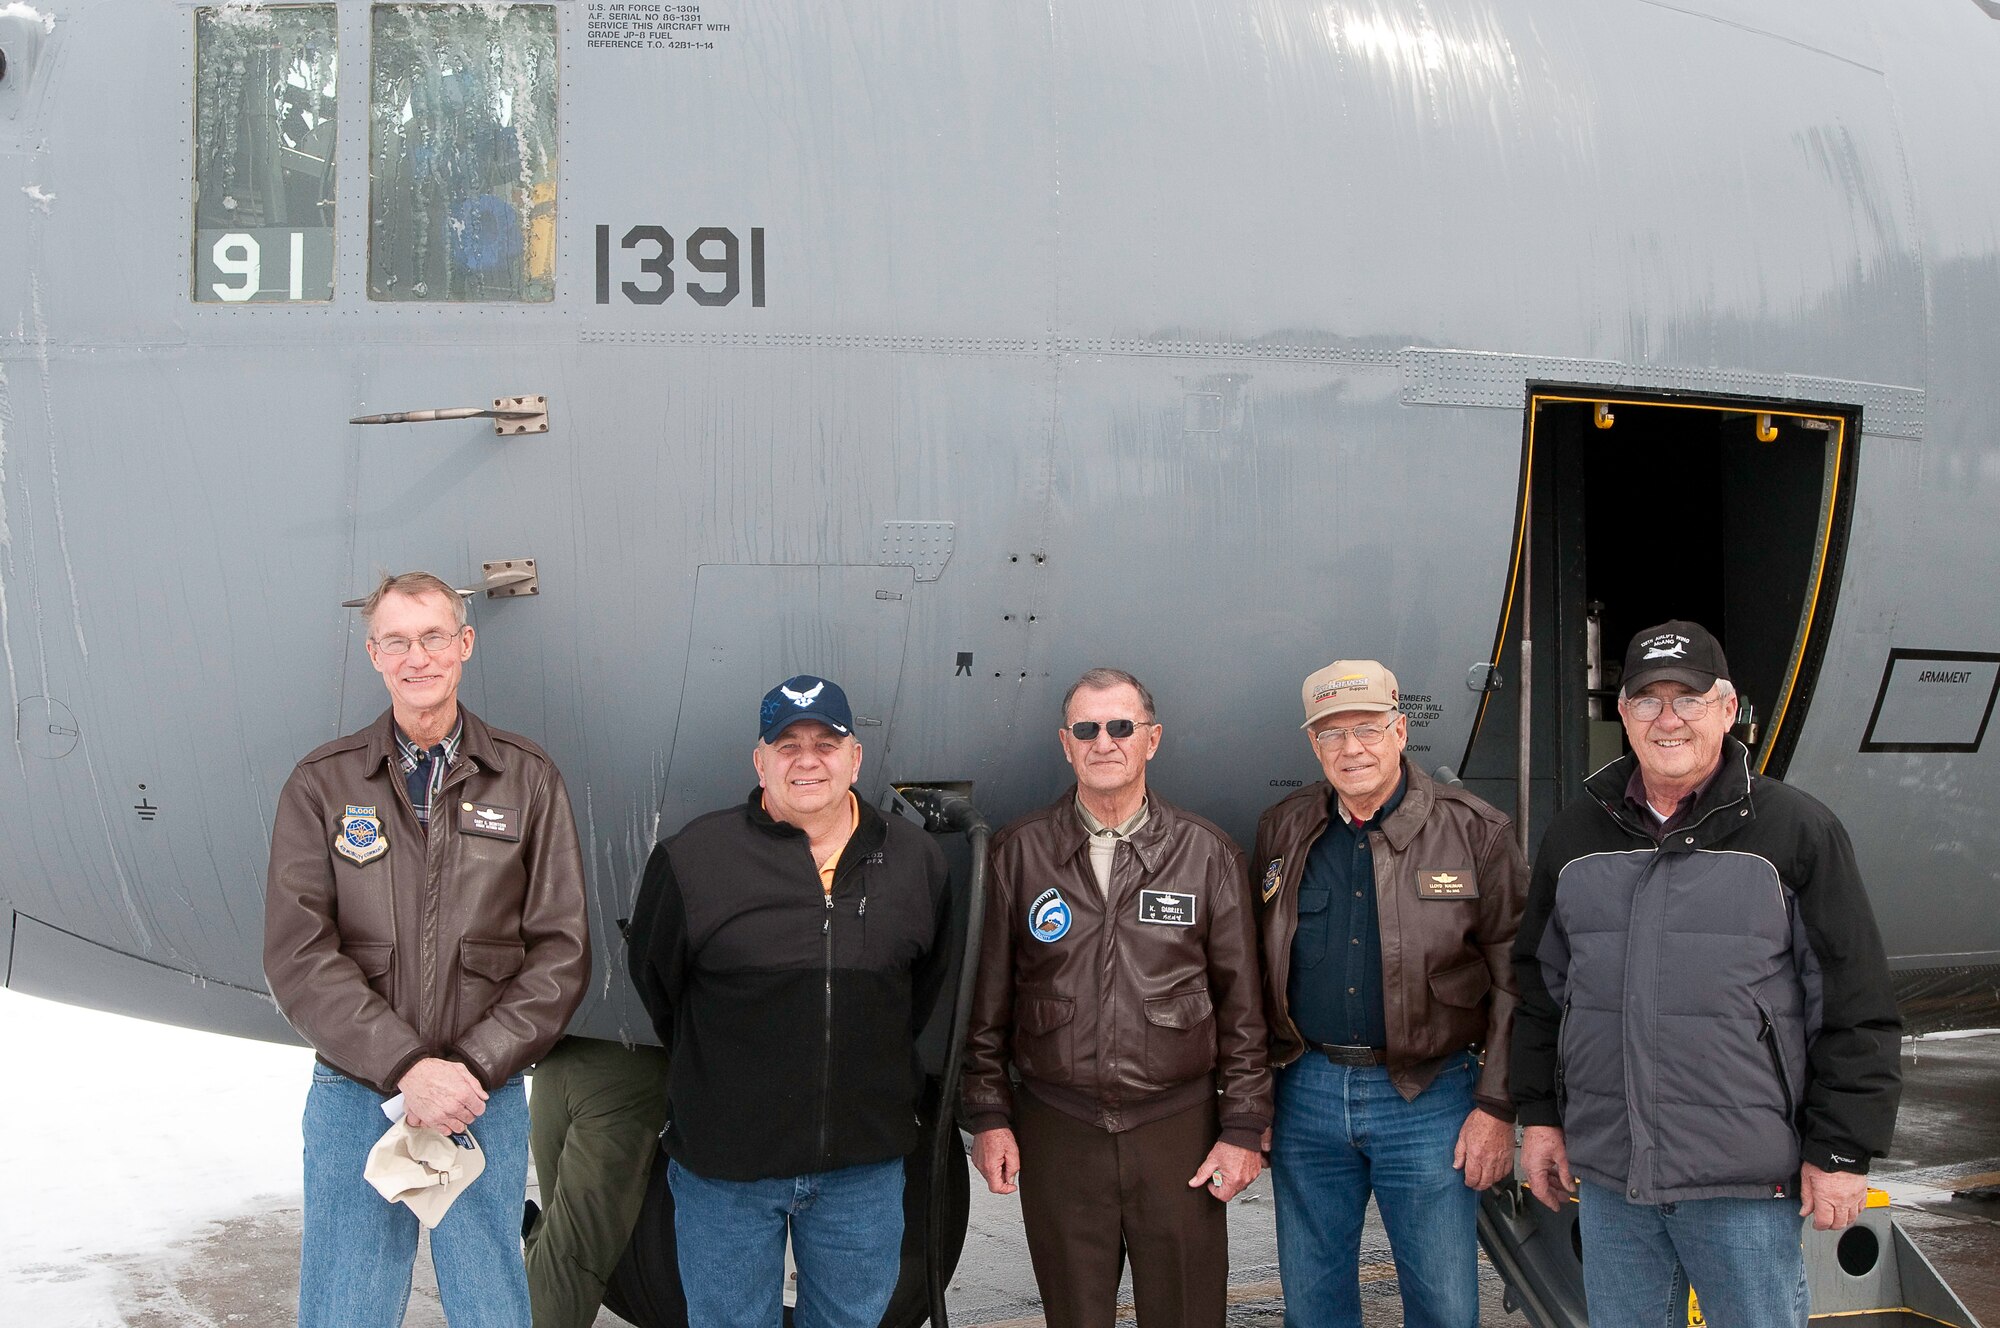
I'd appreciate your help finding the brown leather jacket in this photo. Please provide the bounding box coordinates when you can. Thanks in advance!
[1253,760,1526,1116]
[962,789,1272,1147]
[264,708,590,1094]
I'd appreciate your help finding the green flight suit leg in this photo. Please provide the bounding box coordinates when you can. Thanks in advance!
[526,1035,671,1328]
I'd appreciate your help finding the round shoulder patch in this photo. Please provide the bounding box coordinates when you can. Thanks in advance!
[1028,886,1072,942]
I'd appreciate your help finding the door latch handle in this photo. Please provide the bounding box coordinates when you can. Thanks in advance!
[471,560,538,599]
[341,559,539,608]
[348,395,548,436]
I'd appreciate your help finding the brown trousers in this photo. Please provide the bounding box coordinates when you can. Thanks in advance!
[1014,1089,1228,1328]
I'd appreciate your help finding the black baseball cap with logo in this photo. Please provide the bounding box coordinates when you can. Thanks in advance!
[758,674,855,742]
[1622,620,1733,694]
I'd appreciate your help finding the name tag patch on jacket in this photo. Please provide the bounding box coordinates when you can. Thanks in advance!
[458,801,521,842]
[1029,887,1072,942]
[1138,889,1197,926]
[1417,868,1478,899]
[336,805,388,865]
[1261,858,1284,903]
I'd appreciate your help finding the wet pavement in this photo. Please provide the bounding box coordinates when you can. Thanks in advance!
[948,1172,1516,1328]
[124,1033,2000,1327]
[945,1031,2000,1327]
[1864,1032,2000,1326]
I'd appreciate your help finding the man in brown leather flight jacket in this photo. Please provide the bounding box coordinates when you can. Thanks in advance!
[1252,659,1525,1328]
[963,668,1270,1328]
[265,571,589,1328]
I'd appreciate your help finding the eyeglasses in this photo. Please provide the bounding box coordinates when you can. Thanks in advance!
[371,629,463,656]
[1312,719,1400,748]
[1066,719,1154,741]
[1622,694,1720,722]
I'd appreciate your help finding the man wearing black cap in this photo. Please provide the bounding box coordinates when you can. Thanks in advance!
[625,674,952,1328]
[1511,622,1902,1327]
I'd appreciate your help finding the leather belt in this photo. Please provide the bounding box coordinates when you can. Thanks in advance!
[1312,1042,1388,1066]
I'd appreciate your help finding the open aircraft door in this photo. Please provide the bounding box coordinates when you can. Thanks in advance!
[1461,390,1981,1325]
[1458,388,1859,844]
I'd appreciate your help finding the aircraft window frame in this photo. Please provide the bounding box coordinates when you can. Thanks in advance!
[366,3,560,304]
[191,4,340,304]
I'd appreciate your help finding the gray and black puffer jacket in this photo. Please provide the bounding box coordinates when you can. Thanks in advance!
[1510,738,1901,1203]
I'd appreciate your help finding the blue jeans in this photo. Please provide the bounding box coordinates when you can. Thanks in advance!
[1578,1180,1808,1328]
[1271,1050,1480,1328]
[669,1156,905,1328]
[300,1067,530,1328]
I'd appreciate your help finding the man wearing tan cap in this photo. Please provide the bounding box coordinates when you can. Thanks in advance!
[1251,660,1527,1328]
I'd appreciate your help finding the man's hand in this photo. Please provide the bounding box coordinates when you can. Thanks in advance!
[1454,1108,1514,1191]
[1188,1140,1263,1202]
[397,1058,488,1134]
[1521,1124,1575,1211]
[972,1127,1022,1195]
[1800,1161,1868,1231]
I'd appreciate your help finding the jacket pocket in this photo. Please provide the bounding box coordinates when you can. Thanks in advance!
[1143,986,1216,1087]
[1756,999,1799,1128]
[1428,958,1492,1009]
[1292,887,1331,969]
[456,938,526,1033]
[1014,993,1075,1086]
[343,941,395,1005]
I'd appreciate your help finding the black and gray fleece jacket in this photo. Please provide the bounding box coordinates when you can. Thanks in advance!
[626,791,952,1182]
[1510,739,1901,1203]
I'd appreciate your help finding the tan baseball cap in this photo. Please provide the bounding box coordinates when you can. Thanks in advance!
[1300,660,1400,728]
[364,1119,487,1229]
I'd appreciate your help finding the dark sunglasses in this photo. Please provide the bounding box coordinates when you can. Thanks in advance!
[1066,719,1150,740]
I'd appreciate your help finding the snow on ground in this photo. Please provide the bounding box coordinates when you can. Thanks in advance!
[0,988,315,1326]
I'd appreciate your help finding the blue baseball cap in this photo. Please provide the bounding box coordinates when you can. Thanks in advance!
[758,675,855,743]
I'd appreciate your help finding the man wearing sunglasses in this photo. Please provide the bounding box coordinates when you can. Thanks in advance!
[1252,659,1527,1328]
[265,571,590,1328]
[1512,621,1900,1327]
[963,668,1271,1328]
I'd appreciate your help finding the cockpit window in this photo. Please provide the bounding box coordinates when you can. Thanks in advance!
[369,4,559,302]
[193,6,338,303]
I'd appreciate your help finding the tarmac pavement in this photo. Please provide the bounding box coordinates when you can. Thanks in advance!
[122,1032,2000,1327]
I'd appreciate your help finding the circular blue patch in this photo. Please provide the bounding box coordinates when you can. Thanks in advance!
[1029,887,1071,943]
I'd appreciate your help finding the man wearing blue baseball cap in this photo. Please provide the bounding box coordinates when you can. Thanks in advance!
[625,674,953,1328]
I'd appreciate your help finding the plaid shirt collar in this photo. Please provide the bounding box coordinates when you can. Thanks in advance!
[394,716,464,826]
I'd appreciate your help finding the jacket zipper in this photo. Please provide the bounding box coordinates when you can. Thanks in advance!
[431,759,473,1030]
[818,887,835,1166]
[394,757,443,1028]
[1759,1009,1797,1124]
[1556,996,1572,1113]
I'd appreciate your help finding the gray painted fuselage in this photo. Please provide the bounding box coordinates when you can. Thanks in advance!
[1,0,1996,1045]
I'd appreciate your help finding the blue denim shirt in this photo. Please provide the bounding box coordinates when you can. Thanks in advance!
[1286,777,1406,1048]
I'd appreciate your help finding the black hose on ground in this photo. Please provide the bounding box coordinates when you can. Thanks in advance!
[898,788,990,1328]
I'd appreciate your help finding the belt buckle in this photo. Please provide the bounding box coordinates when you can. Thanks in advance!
[1318,1043,1379,1067]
